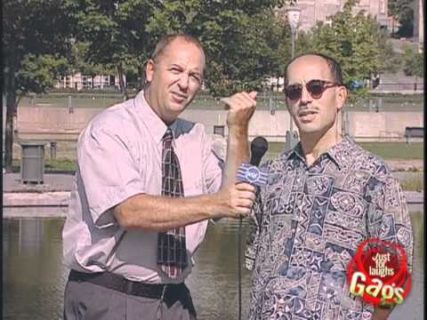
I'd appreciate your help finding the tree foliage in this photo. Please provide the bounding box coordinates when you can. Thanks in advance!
[376,31,402,73]
[297,0,386,99]
[388,0,414,37]
[3,0,72,171]
[64,0,161,97]
[65,0,290,97]
[402,46,424,77]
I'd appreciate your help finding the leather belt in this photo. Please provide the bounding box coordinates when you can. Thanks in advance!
[68,270,194,311]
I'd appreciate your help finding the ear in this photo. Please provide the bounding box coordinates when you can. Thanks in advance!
[336,86,348,111]
[145,59,155,83]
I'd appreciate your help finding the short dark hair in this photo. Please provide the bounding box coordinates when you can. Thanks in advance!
[151,33,205,63]
[284,52,344,85]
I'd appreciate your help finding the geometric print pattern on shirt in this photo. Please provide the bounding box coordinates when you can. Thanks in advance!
[245,136,413,320]
[157,127,188,278]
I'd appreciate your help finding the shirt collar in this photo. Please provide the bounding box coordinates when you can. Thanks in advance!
[134,90,181,144]
[284,136,355,170]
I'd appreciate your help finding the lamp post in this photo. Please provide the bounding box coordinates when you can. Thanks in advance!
[286,3,301,150]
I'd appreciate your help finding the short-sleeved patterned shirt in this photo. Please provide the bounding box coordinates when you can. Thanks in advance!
[245,136,413,320]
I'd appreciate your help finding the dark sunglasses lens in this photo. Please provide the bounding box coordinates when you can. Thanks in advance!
[285,85,302,100]
[307,80,325,98]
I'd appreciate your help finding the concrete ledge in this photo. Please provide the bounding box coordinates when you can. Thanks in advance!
[2,191,423,218]
[3,206,68,218]
[3,191,70,207]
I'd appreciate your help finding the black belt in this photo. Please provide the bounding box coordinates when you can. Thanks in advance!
[68,270,195,312]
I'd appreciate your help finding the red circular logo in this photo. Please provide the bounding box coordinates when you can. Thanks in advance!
[346,239,411,307]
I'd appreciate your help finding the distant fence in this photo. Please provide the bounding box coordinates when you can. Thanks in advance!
[373,81,424,93]
[17,90,423,113]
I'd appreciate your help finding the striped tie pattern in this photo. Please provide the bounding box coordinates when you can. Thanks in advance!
[157,128,188,278]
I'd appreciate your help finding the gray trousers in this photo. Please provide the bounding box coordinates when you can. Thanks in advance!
[63,279,197,320]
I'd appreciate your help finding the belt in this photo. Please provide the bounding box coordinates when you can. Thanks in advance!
[68,270,195,311]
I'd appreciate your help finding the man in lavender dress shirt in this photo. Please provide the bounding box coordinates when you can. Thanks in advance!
[62,33,258,320]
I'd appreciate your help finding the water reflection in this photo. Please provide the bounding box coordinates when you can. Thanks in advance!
[2,218,67,320]
[2,213,424,320]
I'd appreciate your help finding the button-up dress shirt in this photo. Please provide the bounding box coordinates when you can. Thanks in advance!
[246,137,413,320]
[63,90,223,284]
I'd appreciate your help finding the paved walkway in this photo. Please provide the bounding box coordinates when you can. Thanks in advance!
[3,162,424,217]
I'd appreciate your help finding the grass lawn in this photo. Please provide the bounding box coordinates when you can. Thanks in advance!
[400,177,424,192]
[266,141,424,160]
[10,142,422,190]
[357,142,424,160]
[12,158,76,173]
[19,92,423,112]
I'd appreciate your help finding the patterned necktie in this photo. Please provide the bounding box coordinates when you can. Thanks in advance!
[157,127,188,278]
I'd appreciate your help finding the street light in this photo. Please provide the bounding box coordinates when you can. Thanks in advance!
[286,3,301,150]
[286,4,301,58]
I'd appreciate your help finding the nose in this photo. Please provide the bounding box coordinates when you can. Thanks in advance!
[300,84,312,104]
[177,74,189,91]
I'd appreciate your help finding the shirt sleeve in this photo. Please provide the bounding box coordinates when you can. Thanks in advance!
[366,173,414,273]
[77,125,145,228]
[201,131,223,194]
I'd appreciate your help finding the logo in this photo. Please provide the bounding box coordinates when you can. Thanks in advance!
[246,167,260,182]
[346,239,411,307]
[236,163,267,186]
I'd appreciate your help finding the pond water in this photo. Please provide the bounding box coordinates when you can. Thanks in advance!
[2,212,424,320]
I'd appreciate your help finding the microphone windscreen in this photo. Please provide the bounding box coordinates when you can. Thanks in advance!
[250,136,268,166]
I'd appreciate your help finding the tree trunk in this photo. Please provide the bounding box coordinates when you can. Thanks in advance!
[4,87,17,173]
[117,63,128,100]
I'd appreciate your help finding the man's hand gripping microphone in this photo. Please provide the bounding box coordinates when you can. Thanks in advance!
[236,136,269,188]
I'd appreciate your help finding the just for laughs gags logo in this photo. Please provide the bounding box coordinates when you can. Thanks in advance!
[346,239,411,307]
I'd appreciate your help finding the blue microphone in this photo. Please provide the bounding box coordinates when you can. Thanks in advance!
[236,136,268,186]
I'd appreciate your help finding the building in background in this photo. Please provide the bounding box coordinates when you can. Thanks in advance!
[414,0,424,52]
[277,0,388,32]
[55,73,124,91]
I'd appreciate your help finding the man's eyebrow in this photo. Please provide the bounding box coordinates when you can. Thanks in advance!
[169,64,184,69]
[169,63,203,74]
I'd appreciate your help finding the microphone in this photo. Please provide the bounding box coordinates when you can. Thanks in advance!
[236,137,269,186]
[250,136,268,166]
[236,136,268,320]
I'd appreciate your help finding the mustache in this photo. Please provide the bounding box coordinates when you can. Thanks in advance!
[296,106,320,115]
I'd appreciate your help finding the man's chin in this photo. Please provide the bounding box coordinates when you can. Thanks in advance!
[170,100,191,112]
[297,124,319,134]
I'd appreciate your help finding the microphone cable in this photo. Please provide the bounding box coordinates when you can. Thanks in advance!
[237,215,243,320]
[236,136,268,320]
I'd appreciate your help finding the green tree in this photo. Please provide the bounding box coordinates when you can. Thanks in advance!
[377,31,402,73]
[64,0,161,97]
[145,0,289,96]
[300,0,385,99]
[388,0,414,37]
[3,0,72,172]
[69,41,113,88]
[65,0,292,97]
[402,46,424,77]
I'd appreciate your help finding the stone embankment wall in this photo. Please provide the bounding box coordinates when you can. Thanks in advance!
[14,106,423,142]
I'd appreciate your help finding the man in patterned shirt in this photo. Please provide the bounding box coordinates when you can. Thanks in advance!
[245,53,413,320]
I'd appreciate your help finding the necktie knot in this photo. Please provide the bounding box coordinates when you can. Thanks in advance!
[162,128,173,146]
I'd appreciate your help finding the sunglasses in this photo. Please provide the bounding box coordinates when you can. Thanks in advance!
[284,79,343,101]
